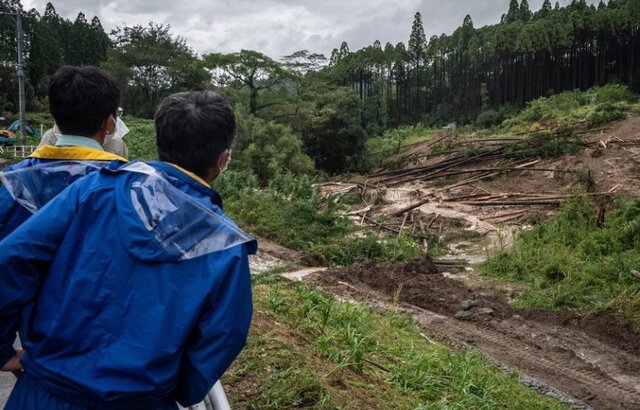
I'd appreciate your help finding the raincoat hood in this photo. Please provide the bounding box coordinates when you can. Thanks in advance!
[113,161,256,262]
[0,160,123,214]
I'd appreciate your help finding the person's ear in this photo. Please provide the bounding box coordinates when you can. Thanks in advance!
[216,149,230,171]
[205,149,231,183]
[106,114,117,135]
[99,115,116,135]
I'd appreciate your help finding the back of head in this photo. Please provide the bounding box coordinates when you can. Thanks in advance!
[155,91,236,180]
[48,66,121,137]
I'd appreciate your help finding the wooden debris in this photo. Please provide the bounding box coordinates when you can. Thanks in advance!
[398,212,409,236]
[345,205,373,216]
[418,219,428,249]
[484,209,527,220]
[426,213,440,229]
[419,332,437,345]
[598,135,624,149]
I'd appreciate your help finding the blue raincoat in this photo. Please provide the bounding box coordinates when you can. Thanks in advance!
[0,160,256,409]
[0,145,127,241]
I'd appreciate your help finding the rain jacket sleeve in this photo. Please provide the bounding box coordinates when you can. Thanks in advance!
[174,244,253,407]
[0,182,80,368]
[0,185,31,242]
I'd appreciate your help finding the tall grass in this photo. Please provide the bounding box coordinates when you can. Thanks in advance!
[481,194,640,326]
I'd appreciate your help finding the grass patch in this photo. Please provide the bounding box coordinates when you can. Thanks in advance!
[481,194,640,327]
[223,277,568,409]
[500,84,639,133]
[365,125,436,169]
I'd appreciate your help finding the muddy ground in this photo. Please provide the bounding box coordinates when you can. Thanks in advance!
[305,257,640,410]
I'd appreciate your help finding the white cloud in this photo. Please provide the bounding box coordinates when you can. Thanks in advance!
[20,0,600,58]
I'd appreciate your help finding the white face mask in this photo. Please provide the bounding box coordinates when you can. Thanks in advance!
[220,149,232,174]
[105,117,129,142]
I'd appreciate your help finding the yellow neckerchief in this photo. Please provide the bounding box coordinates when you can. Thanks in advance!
[29,145,128,162]
[167,163,210,188]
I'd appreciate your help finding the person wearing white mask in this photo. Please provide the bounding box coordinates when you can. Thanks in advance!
[38,108,129,158]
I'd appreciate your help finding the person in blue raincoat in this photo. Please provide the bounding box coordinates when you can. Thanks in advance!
[0,65,127,241]
[0,91,256,409]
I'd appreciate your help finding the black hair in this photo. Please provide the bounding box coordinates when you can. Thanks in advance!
[155,91,236,179]
[48,66,121,137]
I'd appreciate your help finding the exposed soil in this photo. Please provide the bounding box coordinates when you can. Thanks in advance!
[307,258,640,410]
[476,117,640,199]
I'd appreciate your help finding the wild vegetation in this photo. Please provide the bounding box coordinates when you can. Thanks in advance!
[482,195,640,327]
[215,171,424,266]
[499,83,640,131]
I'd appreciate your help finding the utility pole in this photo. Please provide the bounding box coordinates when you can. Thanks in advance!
[16,11,25,138]
[1,10,26,139]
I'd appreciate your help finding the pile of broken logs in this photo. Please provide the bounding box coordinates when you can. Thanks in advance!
[317,123,624,259]
[365,126,623,216]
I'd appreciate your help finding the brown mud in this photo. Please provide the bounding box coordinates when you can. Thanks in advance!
[307,257,640,410]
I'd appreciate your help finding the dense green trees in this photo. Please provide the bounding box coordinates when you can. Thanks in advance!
[103,24,209,117]
[324,0,640,125]
[0,1,110,111]
[302,87,367,173]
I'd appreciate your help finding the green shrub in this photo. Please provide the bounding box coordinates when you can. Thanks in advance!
[234,112,315,185]
[587,102,628,128]
[218,173,351,250]
[475,109,500,128]
[214,170,259,195]
[500,85,638,132]
[593,84,637,104]
[310,234,422,266]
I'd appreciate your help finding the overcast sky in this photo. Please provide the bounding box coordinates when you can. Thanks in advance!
[21,0,599,59]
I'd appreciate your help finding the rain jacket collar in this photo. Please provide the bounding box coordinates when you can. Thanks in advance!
[29,145,127,162]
